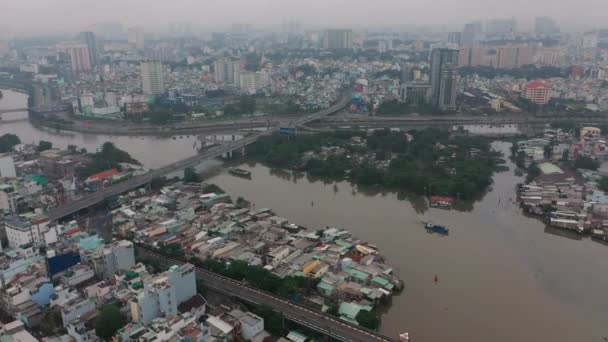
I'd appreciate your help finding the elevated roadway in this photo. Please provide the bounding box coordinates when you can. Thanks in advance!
[136,246,397,342]
[47,95,350,221]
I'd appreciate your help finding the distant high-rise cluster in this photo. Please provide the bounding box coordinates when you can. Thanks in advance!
[461,21,483,45]
[63,44,92,74]
[323,29,353,49]
[78,31,97,67]
[140,61,164,95]
[485,18,517,37]
[430,48,459,111]
[535,17,559,36]
[128,27,145,50]
[213,59,241,85]
[458,44,533,69]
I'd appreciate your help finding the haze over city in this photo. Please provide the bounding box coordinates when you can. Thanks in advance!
[2,1,608,342]
[2,0,608,34]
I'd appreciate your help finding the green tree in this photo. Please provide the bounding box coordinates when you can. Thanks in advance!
[95,304,126,340]
[326,301,340,317]
[255,305,285,336]
[356,310,380,330]
[75,142,140,179]
[0,134,20,153]
[202,183,225,194]
[158,243,185,259]
[183,167,201,183]
[574,156,599,170]
[599,176,608,192]
[40,308,63,336]
[38,140,53,152]
[526,164,541,183]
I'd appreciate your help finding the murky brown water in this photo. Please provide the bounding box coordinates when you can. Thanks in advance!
[3,89,608,341]
[0,90,201,168]
[206,148,608,342]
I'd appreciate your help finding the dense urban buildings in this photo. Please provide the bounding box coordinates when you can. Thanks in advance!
[5,10,608,342]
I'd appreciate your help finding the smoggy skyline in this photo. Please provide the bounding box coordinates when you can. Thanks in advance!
[2,0,608,35]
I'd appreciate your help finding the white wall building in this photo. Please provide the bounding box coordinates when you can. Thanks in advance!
[4,215,49,249]
[128,27,145,50]
[141,61,164,95]
[228,309,264,340]
[0,154,16,179]
[86,240,135,279]
[0,184,18,214]
[130,264,196,325]
[60,298,96,327]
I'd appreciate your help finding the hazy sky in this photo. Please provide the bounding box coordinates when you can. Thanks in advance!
[2,0,607,34]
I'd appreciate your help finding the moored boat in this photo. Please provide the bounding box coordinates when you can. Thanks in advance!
[228,167,252,178]
[422,221,449,235]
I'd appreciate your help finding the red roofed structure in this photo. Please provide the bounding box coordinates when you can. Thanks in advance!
[66,227,81,235]
[524,81,551,105]
[85,168,119,183]
[428,196,455,204]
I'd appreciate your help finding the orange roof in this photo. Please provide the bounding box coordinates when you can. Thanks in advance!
[88,168,119,181]
[66,227,81,235]
[526,81,550,89]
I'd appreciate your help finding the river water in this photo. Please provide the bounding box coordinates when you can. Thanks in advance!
[0,90,201,168]
[2,89,608,341]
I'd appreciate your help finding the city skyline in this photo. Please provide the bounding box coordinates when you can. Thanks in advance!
[2,0,608,35]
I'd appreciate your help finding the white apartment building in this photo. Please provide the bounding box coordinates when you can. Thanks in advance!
[130,264,196,325]
[5,215,49,249]
[141,61,164,95]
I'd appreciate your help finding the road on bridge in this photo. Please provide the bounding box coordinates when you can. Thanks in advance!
[47,95,351,221]
[136,246,397,342]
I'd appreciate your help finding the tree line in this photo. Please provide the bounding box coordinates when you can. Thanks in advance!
[250,129,504,200]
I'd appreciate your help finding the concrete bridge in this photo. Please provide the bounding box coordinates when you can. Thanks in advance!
[47,95,351,221]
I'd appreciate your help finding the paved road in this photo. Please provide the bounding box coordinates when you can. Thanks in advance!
[322,114,608,126]
[47,96,351,221]
[136,246,397,342]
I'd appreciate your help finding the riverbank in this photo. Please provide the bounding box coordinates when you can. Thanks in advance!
[120,179,403,332]
[207,144,608,342]
[249,129,506,200]
[29,111,283,136]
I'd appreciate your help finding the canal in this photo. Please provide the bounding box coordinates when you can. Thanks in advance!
[2,89,608,341]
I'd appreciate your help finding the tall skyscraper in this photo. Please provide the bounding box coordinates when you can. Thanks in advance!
[65,44,92,74]
[79,31,98,66]
[213,59,241,85]
[535,17,559,36]
[447,32,462,45]
[323,29,353,49]
[140,61,164,95]
[430,48,459,111]
[485,18,517,36]
[128,27,145,50]
[461,21,483,45]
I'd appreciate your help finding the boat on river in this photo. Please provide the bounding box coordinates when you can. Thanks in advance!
[422,221,449,235]
[228,167,252,178]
